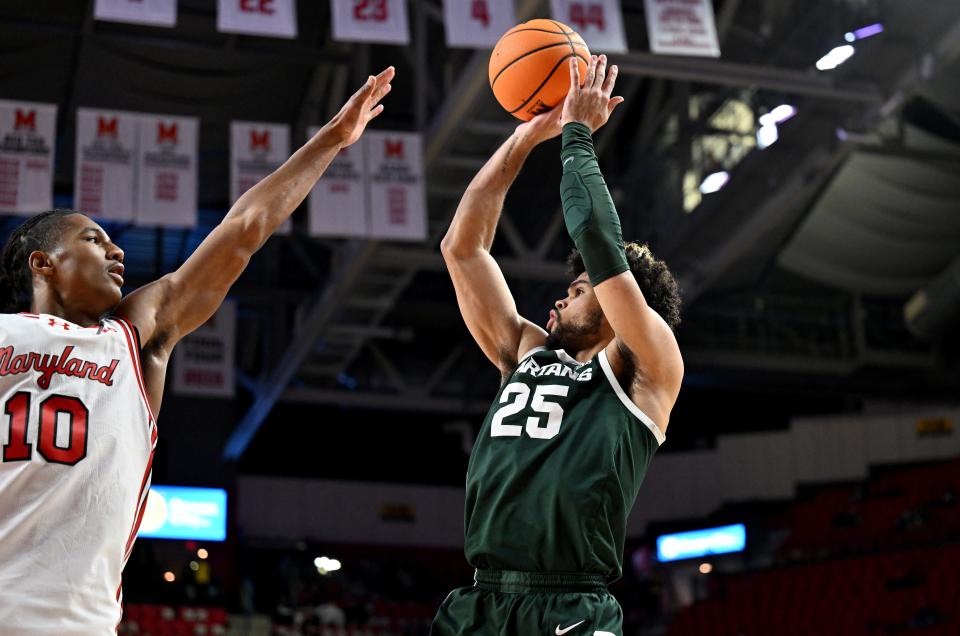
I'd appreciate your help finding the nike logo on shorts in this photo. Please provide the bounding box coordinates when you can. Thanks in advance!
[555,621,585,635]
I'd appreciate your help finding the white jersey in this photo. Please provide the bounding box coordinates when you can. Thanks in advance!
[0,312,156,635]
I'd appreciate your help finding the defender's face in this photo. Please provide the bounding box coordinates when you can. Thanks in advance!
[545,272,606,351]
[44,214,125,315]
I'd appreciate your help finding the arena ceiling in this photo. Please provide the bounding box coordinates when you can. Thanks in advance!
[1,0,958,464]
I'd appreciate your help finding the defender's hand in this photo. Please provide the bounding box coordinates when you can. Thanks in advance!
[560,55,624,133]
[323,66,395,148]
[514,105,563,146]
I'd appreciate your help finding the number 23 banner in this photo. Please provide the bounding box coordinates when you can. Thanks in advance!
[443,0,516,49]
[550,0,628,53]
[331,0,410,44]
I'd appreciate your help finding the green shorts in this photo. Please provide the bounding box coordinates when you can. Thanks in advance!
[430,570,623,636]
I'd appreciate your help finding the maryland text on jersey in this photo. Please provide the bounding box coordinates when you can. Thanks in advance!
[0,344,120,389]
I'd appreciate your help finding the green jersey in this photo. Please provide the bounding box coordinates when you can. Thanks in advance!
[464,346,665,579]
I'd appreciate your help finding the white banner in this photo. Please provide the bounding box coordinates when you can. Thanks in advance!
[75,109,138,222]
[217,0,297,39]
[0,100,56,216]
[365,131,425,241]
[443,0,516,49]
[94,0,177,27]
[136,114,198,228]
[331,0,410,44]
[172,299,236,398]
[644,0,721,57]
[229,120,291,234]
[550,0,627,53]
[308,127,368,238]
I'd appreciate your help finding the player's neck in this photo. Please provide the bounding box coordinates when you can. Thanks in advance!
[569,338,611,364]
[32,293,102,328]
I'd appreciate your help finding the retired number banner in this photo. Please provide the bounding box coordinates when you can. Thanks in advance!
[94,0,177,27]
[217,0,298,39]
[136,114,199,228]
[550,0,628,53]
[644,0,721,57]
[75,109,138,222]
[172,299,236,398]
[365,131,425,241]
[0,100,56,216]
[230,121,291,234]
[331,0,410,44]
[443,0,516,48]
[308,127,369,238]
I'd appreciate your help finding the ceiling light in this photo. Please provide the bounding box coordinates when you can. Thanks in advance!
[699,171,730,194]
[758,104,796,127]
[852,23,883,40]
[757,124,779,149]
[816,45,855,71]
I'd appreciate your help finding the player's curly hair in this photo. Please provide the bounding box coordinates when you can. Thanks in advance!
[567,242,682,332]
[0,210,78,313]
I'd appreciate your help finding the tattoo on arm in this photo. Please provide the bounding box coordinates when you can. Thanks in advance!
[501,137,519,174]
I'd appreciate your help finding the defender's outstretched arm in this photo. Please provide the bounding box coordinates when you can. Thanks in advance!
[559,56,682,428]
[116,68,394,405]
[440,111,561,376]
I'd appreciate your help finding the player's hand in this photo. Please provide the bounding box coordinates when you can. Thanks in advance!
[323,66,395,148]
[560,55,624,133]
[514,105,563,146]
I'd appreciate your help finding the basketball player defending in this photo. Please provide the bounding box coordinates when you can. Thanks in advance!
[0,68,393,635]
[432,55,683,635]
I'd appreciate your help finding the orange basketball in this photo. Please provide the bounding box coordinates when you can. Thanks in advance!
[489,19,590,121]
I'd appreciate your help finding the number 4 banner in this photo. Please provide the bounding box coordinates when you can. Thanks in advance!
[550,0,628,54]
[443,0,516,49]
[331,0,410,44]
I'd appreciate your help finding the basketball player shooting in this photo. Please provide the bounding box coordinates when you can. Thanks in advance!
[432,55,683,635]
[0,67,393,635]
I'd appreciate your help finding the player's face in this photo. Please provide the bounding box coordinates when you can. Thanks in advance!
[545,272,607,352]
[44,214,125,316]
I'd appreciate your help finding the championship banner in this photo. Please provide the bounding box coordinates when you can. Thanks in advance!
[365,131,426,241]
[94,0,177,27]
[217,0,297,39]
[230,120,291,234]
[443,0,516,49]
[136,114,198,228]
[550,0,628,53]
[75,109,138,222]
[172,299,236,398]
[308,127,368,238]
[0,100,56,216]
[644,0,721,57]
[331,0,410,44]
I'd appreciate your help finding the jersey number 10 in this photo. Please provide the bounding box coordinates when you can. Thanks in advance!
[2,392,89,465]
[491,383,570,440]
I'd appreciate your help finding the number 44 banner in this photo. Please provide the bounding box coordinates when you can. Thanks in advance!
[443,0,516,49]
[550,0,628,53]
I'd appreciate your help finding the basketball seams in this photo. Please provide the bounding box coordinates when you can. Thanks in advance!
[490,41,589,89]
[502,27,574,36]
[508,53,589,115]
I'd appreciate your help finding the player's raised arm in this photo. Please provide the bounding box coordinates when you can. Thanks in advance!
[440,109,562,376]
[117,68,394,363]
[558,55,682,424]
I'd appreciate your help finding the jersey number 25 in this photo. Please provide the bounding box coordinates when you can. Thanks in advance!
[490,383,569,440]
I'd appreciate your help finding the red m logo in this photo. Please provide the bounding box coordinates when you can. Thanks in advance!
[385,139,404,159]
[14,109,35,132]
[157,122,178,144]
[250,129,270,151]
[97,117,118,138]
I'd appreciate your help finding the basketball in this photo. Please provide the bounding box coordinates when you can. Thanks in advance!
[489,19,590,121]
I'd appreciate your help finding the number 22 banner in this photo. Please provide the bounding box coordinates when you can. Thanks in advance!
[331,0,410,44]
[443,0,516,49]
[550,0,628,53]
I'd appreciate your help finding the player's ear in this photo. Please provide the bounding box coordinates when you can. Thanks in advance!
[28,250,55,277]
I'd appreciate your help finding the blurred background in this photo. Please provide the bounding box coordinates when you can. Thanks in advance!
[1,0,959,634]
